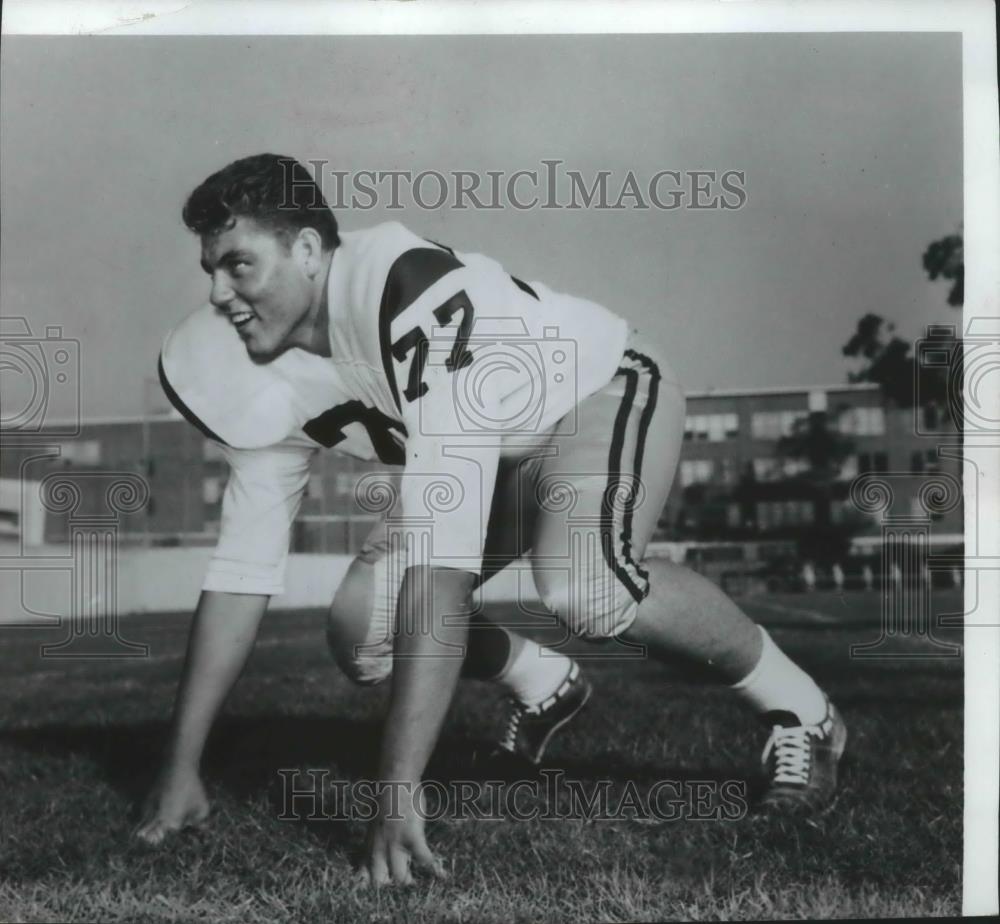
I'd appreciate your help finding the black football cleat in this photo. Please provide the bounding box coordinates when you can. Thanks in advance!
[757,700,847,814]
[496,662,592,765]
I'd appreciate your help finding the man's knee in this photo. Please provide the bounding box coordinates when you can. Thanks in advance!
[332,642,393,686]
[326,558,394,687]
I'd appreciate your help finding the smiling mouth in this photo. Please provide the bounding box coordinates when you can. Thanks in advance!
[229,310,255,329]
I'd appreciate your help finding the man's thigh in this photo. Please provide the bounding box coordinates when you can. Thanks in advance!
[529,330,685,639]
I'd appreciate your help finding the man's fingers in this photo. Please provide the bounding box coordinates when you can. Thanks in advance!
[188,802,211,828]
[358,821,443,887]
[132,799,210,846]
[388,843,414,886]
[366,847,391,887]
[133,818,171,846]
[409,839,447,879]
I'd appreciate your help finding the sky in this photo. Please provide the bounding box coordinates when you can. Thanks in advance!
[0,32,963,422]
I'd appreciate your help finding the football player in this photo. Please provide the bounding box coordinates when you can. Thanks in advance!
[135,155,847,885]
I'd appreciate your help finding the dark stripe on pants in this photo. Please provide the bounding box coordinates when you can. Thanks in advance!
[602,350,661,604]
[621,349,661,585]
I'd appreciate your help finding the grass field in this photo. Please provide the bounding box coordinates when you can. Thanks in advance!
[0,591,963,922]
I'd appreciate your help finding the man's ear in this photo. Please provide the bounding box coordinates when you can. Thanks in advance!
[293,227,325,278]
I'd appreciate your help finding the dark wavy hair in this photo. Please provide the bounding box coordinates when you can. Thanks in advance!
[182,154,339,250]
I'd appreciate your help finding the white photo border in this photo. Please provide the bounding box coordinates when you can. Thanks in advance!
[3,0,998,915]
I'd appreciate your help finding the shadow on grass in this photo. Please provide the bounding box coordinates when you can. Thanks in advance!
[0,714,380,800]
[0,624,962,859]
[0,714,391,854]
[0,709,762,854]
[0,711,756,786]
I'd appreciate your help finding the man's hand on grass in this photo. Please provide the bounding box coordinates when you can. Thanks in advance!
[357,785,446,887]
[133,767,210,846]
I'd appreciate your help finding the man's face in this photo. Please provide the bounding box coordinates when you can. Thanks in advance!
[200,217,315,361]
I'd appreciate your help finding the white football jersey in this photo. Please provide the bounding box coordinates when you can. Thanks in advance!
[160,221,629,592]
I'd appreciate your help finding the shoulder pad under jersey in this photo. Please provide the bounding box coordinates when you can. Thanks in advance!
[158,304,302,449]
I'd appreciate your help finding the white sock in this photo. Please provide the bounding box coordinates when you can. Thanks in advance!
[730,626,827,725]
[497,639,573,707]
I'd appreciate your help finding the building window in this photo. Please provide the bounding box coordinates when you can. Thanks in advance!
[750,410,807,440]
[780,457,810,478]
[752,457,807,481]
[830,499,855,523]
[807,390,828,412]
[680,459,714,487]
[726,503,742,528]
[755,499,815,529]
[840,455,859,480]
[684,413,739,442]
[756,501,771,529]
[202,476,222,505]
[717,458,738,486]
[753,457,779,481]
[858,452,888,473]
[58,439,101,465]
[306,473,325,500]
[336,472,359,496]
[839,406,886,436]
[912,449,940,474]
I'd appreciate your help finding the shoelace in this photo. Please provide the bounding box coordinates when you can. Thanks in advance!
[499,697,539,752]
[762,724,814,785]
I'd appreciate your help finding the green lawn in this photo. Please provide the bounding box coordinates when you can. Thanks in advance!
[0,591,963,922]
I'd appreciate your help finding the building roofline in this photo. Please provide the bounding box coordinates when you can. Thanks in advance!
[3,411,184,431]
[12,382,883,430]
[685,382,880,399]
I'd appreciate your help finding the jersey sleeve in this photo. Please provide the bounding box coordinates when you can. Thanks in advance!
[203,440,315,595]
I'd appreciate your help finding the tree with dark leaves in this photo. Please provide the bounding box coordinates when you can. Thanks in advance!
[841,229,963,422]
[921,231,964,307]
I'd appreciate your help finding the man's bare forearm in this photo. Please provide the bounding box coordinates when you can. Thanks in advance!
[378,567,474,782]
[164,590,269,771]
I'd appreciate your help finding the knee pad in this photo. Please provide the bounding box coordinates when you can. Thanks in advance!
[331,640,393,687]
[326,553,398,686]
[327,608,394,686]
[534,566,640,641]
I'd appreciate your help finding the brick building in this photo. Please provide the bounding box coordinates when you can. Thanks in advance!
[2,411,392,553]
[660,382,962,554]
[2,382,962,563]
